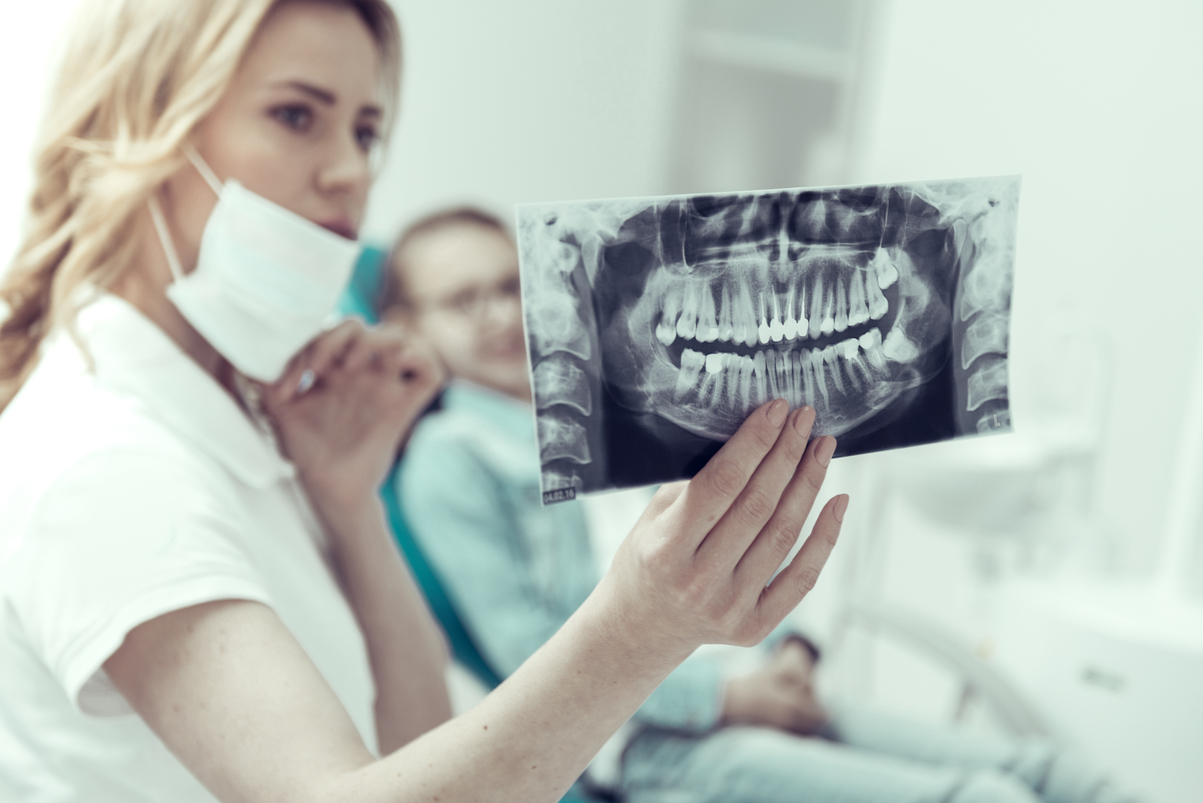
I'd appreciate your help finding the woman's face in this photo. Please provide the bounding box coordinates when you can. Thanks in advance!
[393,224,531,402]
[166,0,382,262]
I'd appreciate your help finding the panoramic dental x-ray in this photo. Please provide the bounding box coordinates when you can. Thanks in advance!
[518,177,1020,503]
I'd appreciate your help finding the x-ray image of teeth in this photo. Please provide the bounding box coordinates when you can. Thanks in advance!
[518,176,1020,503]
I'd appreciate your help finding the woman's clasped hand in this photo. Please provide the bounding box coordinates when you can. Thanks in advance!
[263,318,445,514]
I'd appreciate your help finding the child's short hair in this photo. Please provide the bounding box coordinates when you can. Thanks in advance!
[379,206,510,318]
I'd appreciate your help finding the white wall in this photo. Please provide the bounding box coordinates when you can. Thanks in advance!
[852,0,1203,579]
[363,0,685,244]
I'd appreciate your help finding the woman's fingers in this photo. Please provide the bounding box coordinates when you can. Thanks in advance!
[732,431,835,590]
[379,335,440,386]
[378,341,444,427]
[269,319,364,403]
[646,482,686,519]
[672,399,789,550]
[608,404,846,655]
[342,322,443,386]
[332,321,394,375]
[696,406,816,569]
[303,318,363,376]
[754,492,846,631]
[264,322,424,422]
[290,322,418,395]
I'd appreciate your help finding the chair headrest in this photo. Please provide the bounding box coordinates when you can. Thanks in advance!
[337,245,388,324]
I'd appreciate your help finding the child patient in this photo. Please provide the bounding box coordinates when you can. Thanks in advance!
[381,207,1139,803]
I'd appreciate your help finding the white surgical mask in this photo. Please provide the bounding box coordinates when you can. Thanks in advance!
[147,146,360,382]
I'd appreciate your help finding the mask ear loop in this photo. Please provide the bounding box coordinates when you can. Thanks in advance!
[147,194,186,283]
[148,145,225,283]
[181,143,225,197]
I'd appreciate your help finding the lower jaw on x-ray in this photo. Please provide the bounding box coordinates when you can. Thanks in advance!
[518,177,1020,502]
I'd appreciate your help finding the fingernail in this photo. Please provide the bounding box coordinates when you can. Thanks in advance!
[296,369,315,395]
[833,494,849,523]
[766,399,788,427]
[794,405,815,434]
[815,436,837,467]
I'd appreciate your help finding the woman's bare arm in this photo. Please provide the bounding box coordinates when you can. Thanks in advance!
[264,321,455,753]
[106,401,845,803]
[318,497,452,754]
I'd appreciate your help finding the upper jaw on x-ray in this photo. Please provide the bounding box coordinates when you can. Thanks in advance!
[591,187,958,441]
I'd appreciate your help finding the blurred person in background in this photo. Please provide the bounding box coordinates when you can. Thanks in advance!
[0,1,848,801]
[386,207,1141,803]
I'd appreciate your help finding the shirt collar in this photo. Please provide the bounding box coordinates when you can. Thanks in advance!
[71,292,295,488]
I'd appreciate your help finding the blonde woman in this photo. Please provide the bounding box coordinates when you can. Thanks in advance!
[0,1,846,801]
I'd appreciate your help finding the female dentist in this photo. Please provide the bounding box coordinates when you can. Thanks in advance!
[0,1,846,801]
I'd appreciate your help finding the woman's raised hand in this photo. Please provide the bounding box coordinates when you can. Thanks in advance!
[598,399,845,660]
[262,318,445,514]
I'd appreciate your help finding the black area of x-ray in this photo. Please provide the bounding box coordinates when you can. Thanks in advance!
[519,177,1019,503]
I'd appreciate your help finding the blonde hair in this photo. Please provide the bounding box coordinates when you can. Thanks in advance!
[0,0,400,411]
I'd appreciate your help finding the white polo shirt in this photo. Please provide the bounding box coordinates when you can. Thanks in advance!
[0,292,376,801]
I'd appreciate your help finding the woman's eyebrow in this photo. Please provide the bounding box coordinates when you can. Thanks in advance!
[272,80,337,105]
[271,79,382,118]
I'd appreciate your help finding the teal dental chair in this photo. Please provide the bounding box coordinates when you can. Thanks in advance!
[338,247,608,803]
[337,246,502,690]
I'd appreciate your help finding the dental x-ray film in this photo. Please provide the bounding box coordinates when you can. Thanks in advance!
[518,176,1020,504]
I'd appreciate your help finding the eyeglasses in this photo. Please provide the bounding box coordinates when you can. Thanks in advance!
[418,275,522,319]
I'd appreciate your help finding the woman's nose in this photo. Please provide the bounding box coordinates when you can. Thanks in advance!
[316,132,372,200]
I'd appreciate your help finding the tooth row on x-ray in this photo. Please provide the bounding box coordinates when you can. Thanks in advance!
[674,324,906,412]
[656,249,896,349]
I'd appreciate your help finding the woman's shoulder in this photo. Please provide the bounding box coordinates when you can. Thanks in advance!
[2,297,290,502]
[0,354,218,527]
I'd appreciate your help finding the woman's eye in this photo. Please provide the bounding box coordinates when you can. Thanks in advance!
[356,125,380,152]
[272,104,313,131]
